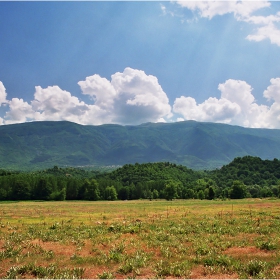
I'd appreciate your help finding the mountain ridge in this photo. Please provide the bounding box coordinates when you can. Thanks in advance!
[1,120,280,170]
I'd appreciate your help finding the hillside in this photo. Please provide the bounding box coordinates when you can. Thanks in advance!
[1,157,280,201]
[1,120,280,170]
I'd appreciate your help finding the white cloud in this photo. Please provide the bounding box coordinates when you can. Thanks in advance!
[5,98,38,124]
[31,86,90,122]
[0,81,8,105]
[112,67,172,124]
[218,79,255,111]
[177,117,185,122]
[175,0,280,47]
[78,74,116,110]
[79,67,172,125]
[156,117,167,123]
[173,95,240,124]
[173,79,273,128]
[3,85,113,126]
[1,68,172,126]
[234,1,270,19]
[244,11,280,46]
[176,1,270,20]
[246,12,280,25]
[264,77,280,102]
[246,22,280,46]
[262,78,280,128]
[2,71,280,129]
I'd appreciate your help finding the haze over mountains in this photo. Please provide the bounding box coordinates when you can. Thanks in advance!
[1,120,280,171]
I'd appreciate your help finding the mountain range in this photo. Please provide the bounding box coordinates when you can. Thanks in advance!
[1,120,280,170]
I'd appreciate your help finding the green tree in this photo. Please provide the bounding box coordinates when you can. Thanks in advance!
[164,181,178,201]
[35,178,52,200]
[118,186,129,200]
[105,186,117,201]
[247,184,261,198]
[208,186,215,200]
[84,179,100,201]
[184,188,195,199]
[230,180,247,199]
[197,190,205,200]
[152,189,159,199]
[13,180,31,200]
[195,179,208,191]
[50,188,66,201]
[66,178,78,200]
[135,182,144,199]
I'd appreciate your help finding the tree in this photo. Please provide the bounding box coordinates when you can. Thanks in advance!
[247,184,261,198]
[184,188,195,199]
[50,188,66,201]
[208,186,215,200]
[195,179,208,191]
[66,178,78,200]
[152,189,159,199]
[164,181,178,201]
[230,180,247,199]
[35,178,52,200]
[105,186,117,201]
[12,180,31,200]
[135,182,144,199]
[118,186,129,200]
[197,190,205,200]
[84,179,100,201]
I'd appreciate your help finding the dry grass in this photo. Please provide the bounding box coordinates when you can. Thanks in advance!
[1,199,280,278]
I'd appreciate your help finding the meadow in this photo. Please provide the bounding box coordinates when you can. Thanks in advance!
[1,199,280,279]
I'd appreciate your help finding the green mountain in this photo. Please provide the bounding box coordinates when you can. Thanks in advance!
[1,120,280,170]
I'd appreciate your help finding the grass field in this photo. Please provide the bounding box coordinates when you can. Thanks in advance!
[1,198,280,279]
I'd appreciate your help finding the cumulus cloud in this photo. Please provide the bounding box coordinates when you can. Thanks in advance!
[2,70,280,129]
[31,86,91,122]
[78,67,172,125]
[218,79,254,111]
[173,78,280,129]
[262,78,280,128]
[175,0,280,46]
[173,79,262,126]
[1,68,172,126]
[173,95,240,124]
[5,98,37,125]
[0,81,8,105]
[264,78,280,102]
[78,75,116,110]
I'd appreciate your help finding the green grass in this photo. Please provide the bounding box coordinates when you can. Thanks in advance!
[1,199,280,278]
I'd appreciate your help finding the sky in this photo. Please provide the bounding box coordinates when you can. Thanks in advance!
[0,1,280,128]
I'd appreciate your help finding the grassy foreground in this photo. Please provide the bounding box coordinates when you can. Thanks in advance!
[1,199,280,279]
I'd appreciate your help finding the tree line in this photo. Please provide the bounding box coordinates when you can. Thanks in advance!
[0,157,280,201]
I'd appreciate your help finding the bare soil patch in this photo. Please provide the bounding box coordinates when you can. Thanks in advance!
[224,246,274,259]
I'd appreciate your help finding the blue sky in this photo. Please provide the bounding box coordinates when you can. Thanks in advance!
[0,1,280,128]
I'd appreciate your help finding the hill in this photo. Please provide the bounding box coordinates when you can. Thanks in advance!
[1,157,280,201]
[210,156,280,188]
[1,120,280,170]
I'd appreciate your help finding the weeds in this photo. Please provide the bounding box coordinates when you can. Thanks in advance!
[118,251,149,276]
[257,240,277,251]
[0,199,280,278]
[5,264,85,279]
[243,260,268,278]
[97,271,114,279]
[154,260,190,278]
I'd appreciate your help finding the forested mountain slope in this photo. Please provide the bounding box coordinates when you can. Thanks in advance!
[1,157,280,201]
[1,120,280,170]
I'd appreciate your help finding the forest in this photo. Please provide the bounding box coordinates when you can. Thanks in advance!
[0,156,280,201]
